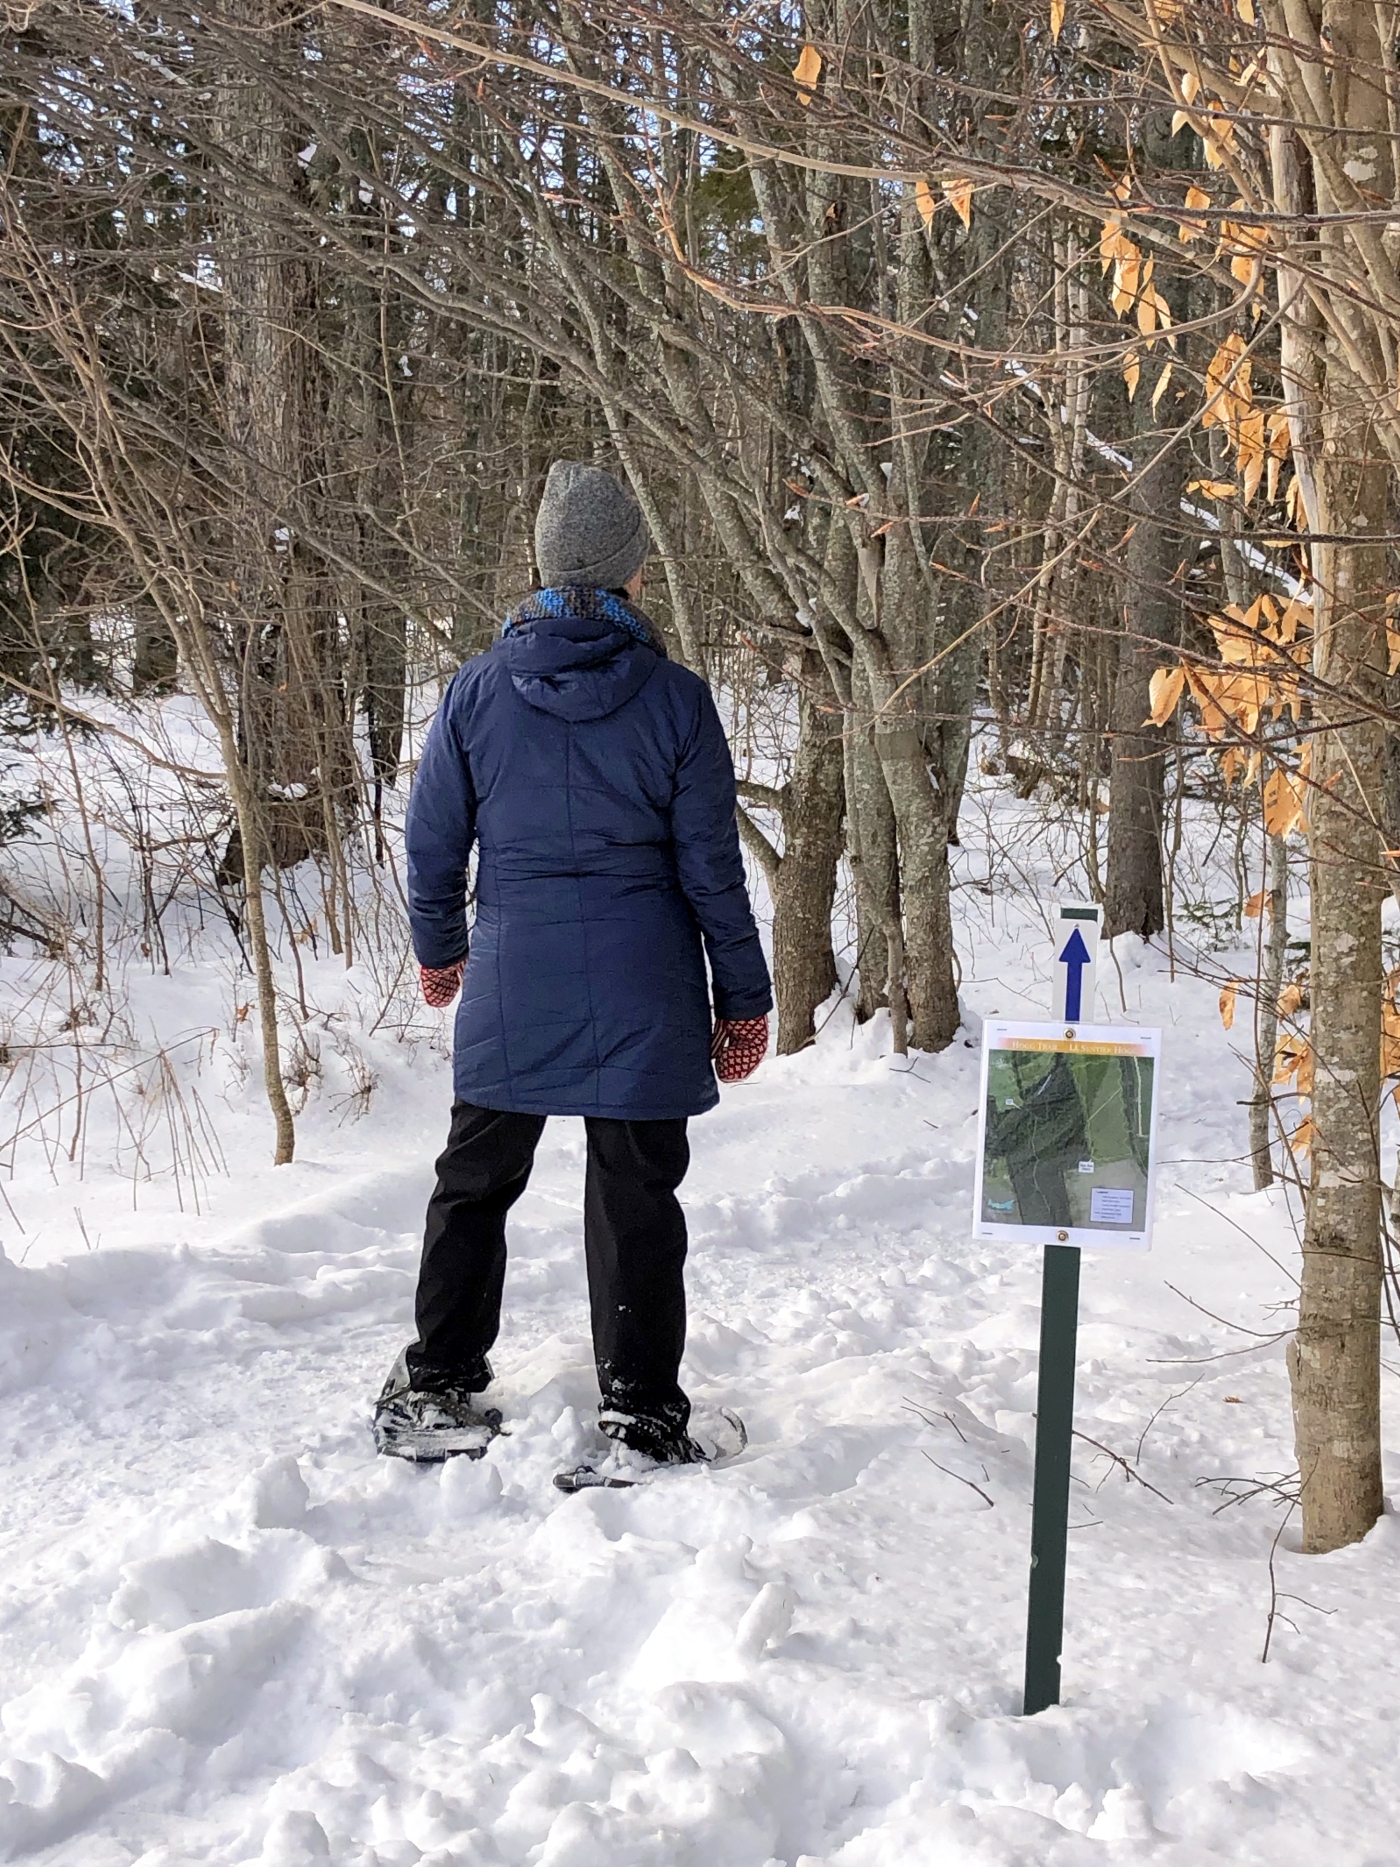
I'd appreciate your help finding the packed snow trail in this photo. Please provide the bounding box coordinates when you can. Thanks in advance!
[0,942,1397,1864]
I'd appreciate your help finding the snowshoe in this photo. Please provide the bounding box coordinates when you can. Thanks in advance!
[553,1406,747,1493]
[372,1350,503,1463]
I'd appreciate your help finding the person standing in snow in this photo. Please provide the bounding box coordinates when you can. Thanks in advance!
[373,462,773,1472]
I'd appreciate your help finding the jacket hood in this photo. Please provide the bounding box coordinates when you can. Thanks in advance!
[503,611,659,722]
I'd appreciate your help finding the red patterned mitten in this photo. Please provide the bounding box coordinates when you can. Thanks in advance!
[420,961,465,1009]
[711,1014,768,1084]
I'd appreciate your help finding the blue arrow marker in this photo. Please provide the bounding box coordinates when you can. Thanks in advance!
[1058,927,1091,1021]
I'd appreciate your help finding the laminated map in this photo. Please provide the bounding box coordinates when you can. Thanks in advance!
[972,1022,1161,1250]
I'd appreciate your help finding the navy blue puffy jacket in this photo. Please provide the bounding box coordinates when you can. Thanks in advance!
[405,592,773,1120]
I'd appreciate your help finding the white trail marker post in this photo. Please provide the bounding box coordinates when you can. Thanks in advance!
[1052,902,1100,1023]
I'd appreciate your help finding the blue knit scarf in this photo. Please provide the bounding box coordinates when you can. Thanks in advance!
[502,585,667,657]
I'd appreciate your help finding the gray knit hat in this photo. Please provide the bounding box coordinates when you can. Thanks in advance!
[533,461,650,591]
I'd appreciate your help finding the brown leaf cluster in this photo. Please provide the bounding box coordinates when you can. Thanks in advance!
[1273,1033,1313,1096]
[1147,597,1311,790]
[1202,336,1266,501]
[1100,191,1173,397]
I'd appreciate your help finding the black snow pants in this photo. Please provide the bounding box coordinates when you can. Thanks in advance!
[406,1102,692,1433]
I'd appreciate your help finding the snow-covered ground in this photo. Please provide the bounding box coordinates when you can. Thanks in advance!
[0,705,1395,1865]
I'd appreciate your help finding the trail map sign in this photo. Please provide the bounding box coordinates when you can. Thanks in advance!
[974,1022,1161,1252]
[971,1012,1163,1715]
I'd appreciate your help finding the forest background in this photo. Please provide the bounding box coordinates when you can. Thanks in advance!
[1,0,1398,1562]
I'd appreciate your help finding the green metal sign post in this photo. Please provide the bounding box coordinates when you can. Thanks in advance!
[1023,1240,1081,1716]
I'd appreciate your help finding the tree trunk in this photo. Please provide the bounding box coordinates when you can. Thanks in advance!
[1249,833,1290,1190]
[845,667,900,1025]
[1289,448,1387,1552]
[232,780,298,1166]
[1260,0,1396,1555]
[215,0,348,878]
[132,613,178,693]
[874,718,960,1050]
[1103,116,1191,940]
[1102,436,1181,936]
[770,658,844,1052]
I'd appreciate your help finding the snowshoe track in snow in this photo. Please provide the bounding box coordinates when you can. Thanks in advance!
[0,926,1386,1864]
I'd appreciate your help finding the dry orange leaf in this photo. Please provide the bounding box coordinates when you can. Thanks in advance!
[1151,359,1175,413]
[1275,594,1309,644]
[1238,405,1266,502]
[1183,665,1230,737]
[1265,411,1291,503]
[1382,1005,1400,1078]
[1178,184,1211,244]
[793,42,822,102]
[1220,211,1269,290]
[1277,981,1304,1016]
[1123,350,1140,399]
[1288,1116,1315,1160]
[1146,664,1185,725]
[1262,765,1305,838]
[1111,252,1143,314]
[1099,215,1134,271]
[944,178,974,227]
[1219,670,1269,735]
[1289,770,1309,834]
[1138,288,1172,340]
[1243,889,1266,918]
[1050,0,1066,39]
[1219,981,1239,1030]
[1231,249,1260,288]
[915,178,936,228]
[1273,1034,1312,1090]
[1210,612,1262,667]
[1202,113,1237,168]
[1203,334,1248,432]
[1188,478,1238,501]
